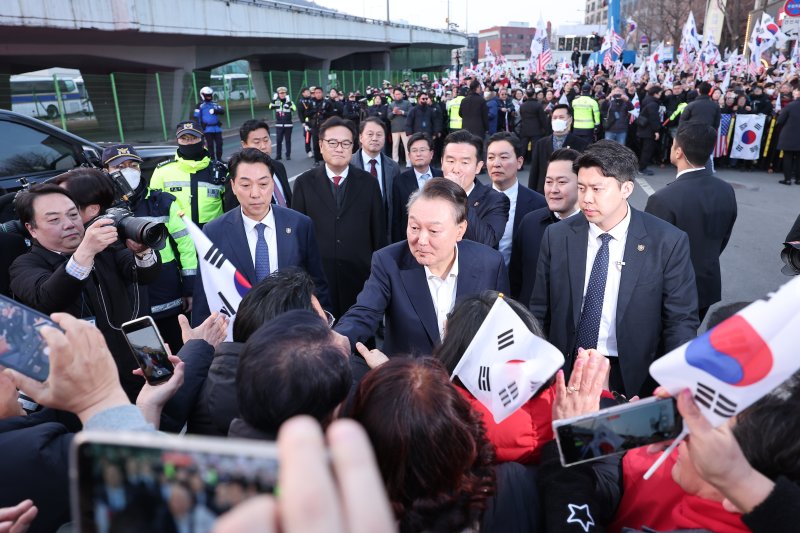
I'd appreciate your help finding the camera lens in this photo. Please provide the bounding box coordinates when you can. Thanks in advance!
[117,215,168,250]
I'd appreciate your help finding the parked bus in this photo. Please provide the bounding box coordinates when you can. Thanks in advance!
[210,73,255,101]
[10,75,88,119]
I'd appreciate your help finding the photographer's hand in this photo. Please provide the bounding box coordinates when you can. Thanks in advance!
[125,239,150,256]
[73,218,118,267]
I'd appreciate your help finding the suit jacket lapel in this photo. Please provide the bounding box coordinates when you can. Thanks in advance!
[225,209,257,282]
[455,242,480,299]
[567,215,589,328]
[616,208,648,325]
[272,207,293,268]
[398,250,440,345]
[313,166,338,216]
[339,165,362,215]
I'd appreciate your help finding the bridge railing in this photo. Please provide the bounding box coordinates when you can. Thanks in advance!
[2,68,444,144]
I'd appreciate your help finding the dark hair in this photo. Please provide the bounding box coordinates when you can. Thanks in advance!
[674,123,717,166]
[487,131,523,158]
[573,139,638,183]
[647,85,663,96]
[734,376,800,483]
[232,267,315,342]
[549,147,581,164]
[433,291,544,375]
[237,310,351,435]
[407,177,467,224]
[15,183,77,228]
[228,147,276,182]
[407,132,433,151]
[358,116,386,134]
[469,79,481,92]
[51,168,116,212]
[349,357,495,532]
[443,130,483,162]
[705,301,751,329]
[318,116,357,142]
[698,81,712,96]
[551,103,572,116]
[239,119,270,142]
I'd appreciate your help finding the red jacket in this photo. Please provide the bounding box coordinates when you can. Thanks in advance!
[457,384,555,464]
[609,447,747,533]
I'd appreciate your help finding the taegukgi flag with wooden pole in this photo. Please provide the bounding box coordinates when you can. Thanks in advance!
[182,214,251,340]
[451,295,564,423]
[650,276,800,427]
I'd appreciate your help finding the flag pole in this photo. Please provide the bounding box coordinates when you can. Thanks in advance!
[643,427,688,480]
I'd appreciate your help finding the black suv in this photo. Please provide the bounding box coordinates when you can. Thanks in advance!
[0,109,175,194]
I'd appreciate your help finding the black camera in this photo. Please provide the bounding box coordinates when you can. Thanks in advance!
[781,242,800,276]
[95,207,167,250]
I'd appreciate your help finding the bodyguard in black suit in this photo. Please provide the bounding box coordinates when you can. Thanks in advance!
[224,120,293,211]
[293,117,387,318]
[486,132,546,264]
[531,141,698,397]
[391,133,444,242]
[193,149,330,326]
[645,123,737,322]
[528,104,589,192]
[336,178,509,358]
[441,130,510,249]
[510,147,581,304]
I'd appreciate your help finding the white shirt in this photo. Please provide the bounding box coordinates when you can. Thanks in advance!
[424,246,459,338]
[675,166,705,180]
[361,151,383,195]
[325,164,349,185]
[493,179,519,265]
[241,207,278,276]
[581,204,631,357]
[554,208,581,220]
[414,166,434,190]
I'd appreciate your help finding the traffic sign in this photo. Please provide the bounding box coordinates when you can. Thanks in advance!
[785,0,800,17]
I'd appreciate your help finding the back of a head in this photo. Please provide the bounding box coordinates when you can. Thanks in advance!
[698,81,712,96]
[573,139,638,184]
[434,292,543,375]
[53,168,115,212]
[232,267,315,342]
[674,123,718,168]
[236,310,350,435]
[469,79,481,93]
[350,357,495,531]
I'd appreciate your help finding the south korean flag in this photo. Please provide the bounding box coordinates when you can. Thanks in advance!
[451,295,564,423]
[182,215,252,340]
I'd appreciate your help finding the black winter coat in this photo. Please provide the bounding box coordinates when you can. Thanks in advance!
[635,95,661,138]
[777,99,800,152]
[518,99,548,137]
[459,92,489,137]
[187,341,243,436]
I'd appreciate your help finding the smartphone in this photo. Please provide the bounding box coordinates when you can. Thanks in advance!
[0,294,56,381]
[553,397,683,467]
[70,431,279,533]
[120,316,174,385]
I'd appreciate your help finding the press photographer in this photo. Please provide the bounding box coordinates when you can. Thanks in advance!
[9,176,161,400]
[782,213,800,276]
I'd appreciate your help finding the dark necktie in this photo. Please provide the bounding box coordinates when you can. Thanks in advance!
[273,184,286,207]
[254,222,270,282]
[369,159,378,178]
[575,233,612,353]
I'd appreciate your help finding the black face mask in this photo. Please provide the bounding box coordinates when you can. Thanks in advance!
[177,141,206,161]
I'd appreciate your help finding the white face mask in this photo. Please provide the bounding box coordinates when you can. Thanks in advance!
[766,88,775,96]
[120,167,141,190]
[484,91,491,98]
[552,119,568,133]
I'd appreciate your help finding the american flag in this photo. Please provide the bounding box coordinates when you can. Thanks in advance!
[538,32,552,73]
[715,114,732,157]
[603,50,613,68]
[612,30,624,57]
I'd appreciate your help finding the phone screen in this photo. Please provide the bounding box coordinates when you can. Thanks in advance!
[121,317,174,385]
[72,432,278,533]
[554,397,683,466]
[0,294,55,381]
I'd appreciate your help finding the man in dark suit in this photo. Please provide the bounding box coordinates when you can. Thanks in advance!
[352,117,400,240]
[528,104,589,193]
[441,130,510,249]
[293,117,387,318]
[645,123,737,322]
[336,178,509,359]
[518,90,548,163]
[486,132,546,265]
[459,79,489,139]
[193,148,330,325]
[531,140,699,398]
[224,120,293,211]
[510,147,581,305]
[391,133,443,242]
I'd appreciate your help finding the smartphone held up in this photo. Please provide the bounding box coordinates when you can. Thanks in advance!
[0,294,56,382]
[121,316,174,386]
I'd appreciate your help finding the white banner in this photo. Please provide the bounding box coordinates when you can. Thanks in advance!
[729,114,767,160]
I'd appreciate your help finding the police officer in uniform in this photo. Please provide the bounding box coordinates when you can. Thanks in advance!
[571,83,600,144]
[149,121,226,228]
[194,86,226,161]
[102,144,198,350]
[269,86,296,160]
[308,87,335,166]
[446,86,466,134]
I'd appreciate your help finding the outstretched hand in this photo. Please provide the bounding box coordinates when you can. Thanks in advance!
[552,348,609,421]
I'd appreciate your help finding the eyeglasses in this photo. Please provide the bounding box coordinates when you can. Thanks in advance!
[322,139,354,150]
[324,310,336,328]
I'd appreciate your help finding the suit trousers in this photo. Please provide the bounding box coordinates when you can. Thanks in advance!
[205,132,223,161]
[276,126,292,158]
[391,131,409,164]
[783,151,800,181]
[638,137,656,170]
[312,130,323,163]
[519,135,540,163]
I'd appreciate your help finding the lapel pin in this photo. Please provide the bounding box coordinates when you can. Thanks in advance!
[637,244,645,252]
[286,228,292,234]
[473,201,480,207]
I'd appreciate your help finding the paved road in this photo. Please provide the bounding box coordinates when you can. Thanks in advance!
[220,126,798,327]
